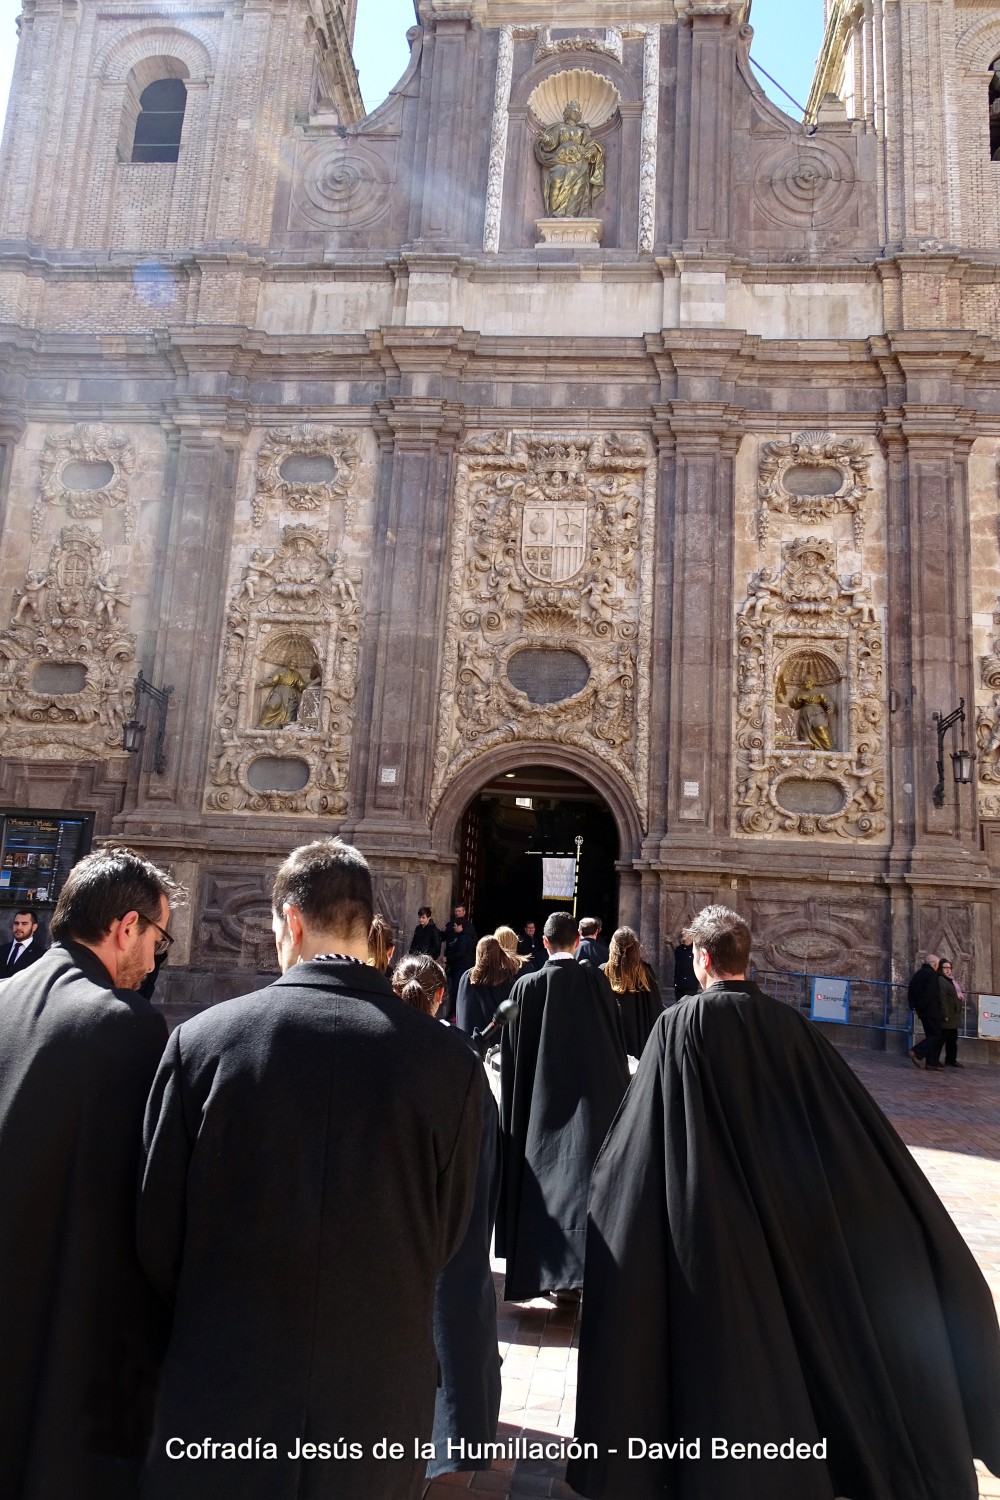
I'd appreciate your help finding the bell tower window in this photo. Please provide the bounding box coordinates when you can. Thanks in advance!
[131,77,187,163]
[990,60,1000,161]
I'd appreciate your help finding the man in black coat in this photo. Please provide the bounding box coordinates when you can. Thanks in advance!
[575,916,609,967]
[497,910,629,1302]
[0,906,48,977]
[569,905,1000,1500]
[442,901,478,1018]
[138,838,484,1500]
[516,919,545,972]
[672,936,697,1000]
[908,951,944,1069]
[0,849,175,1500]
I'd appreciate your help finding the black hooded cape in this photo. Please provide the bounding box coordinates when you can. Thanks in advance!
[428,1068,502,1475]
[568,981,1000,1500]
[137,959,483,1500]
[0,941,169,1500]
[497,957,629,1301]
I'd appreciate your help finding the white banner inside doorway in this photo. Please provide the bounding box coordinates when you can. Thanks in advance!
[542,857,576,901]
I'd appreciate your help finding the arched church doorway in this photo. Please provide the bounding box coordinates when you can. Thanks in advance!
[456,764,620,936]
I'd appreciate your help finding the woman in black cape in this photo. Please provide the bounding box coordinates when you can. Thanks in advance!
[602,926,664,1058]
[455,935,518,1036]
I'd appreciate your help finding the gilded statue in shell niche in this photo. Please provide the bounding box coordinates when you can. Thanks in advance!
[534,101,605,218]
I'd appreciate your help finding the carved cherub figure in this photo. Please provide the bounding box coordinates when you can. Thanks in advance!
[95,571,131,626]
[12,571,47,624]
[738,568,782,620]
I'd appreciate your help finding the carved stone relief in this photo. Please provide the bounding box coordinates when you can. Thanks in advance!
[194,868,279,973]
[35,423,137,543]
[734,536,887,840]
[431,431,654,826]
[751,895,887,980]
[205,525,362,816]
[758,430,872,545]
[0,524,138,761]
[533,28,624,64]
[977,598,1000,817]
[287,139,394,232]
[752,139,858,230]
[253,427,361,529]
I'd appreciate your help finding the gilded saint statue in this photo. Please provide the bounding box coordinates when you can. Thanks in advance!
[256,664,308,729]
[534,101,605,219]
[789,678,834,751]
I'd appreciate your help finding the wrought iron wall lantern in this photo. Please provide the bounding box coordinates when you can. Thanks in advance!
[122,671,174,774]
[932,700,974,808]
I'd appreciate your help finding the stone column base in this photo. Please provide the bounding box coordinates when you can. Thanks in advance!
[535,217,602,248]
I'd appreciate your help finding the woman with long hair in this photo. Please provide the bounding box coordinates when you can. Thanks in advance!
[367,914,395,974]
[391,946,502,1479]
[455,934,518,1036]
[603,926,664,1057]
[494,925,526,972]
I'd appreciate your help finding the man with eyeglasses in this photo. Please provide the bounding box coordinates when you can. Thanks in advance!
[0,846,177,1500]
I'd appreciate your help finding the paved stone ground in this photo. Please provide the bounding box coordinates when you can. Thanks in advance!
[424,1051,1000,1500]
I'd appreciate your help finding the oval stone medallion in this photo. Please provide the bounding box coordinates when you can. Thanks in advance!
[246,756,310,793]
[507,649,590,705]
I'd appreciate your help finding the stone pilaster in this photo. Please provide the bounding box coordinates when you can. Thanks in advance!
[353,395,464,846]
[121,421,241,819]
[656,394,744,847]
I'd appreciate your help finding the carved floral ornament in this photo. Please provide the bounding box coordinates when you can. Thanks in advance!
[35,423,137,543]
[734,536,887,841]
[757,431,872,546]
[253,427,361,529]
[206,525,363,816]
[431,430,654,825]
[0,525,137,761]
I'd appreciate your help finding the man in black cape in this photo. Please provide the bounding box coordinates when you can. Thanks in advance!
[442,900,478,1017]
[569,904,1000,1500]
[138,839,484,1500]
[497,909,629,1301]
[0,849,175,1500]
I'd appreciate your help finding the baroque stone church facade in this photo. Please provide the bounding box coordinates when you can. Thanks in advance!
[1,0,999,1007]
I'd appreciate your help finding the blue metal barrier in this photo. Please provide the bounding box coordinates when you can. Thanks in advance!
[751,968,913,1035]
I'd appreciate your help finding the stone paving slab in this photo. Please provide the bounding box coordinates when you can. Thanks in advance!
[424,1051,1000,1500]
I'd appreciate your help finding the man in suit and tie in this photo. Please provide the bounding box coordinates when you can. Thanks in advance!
[0,909,47,978]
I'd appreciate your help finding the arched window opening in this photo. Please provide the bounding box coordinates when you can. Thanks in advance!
[990,60,1000,161]
[131,77,187,163]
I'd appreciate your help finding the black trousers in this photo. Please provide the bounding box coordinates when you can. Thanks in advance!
[941,1026,959,1066]
[912,1010,943,1063]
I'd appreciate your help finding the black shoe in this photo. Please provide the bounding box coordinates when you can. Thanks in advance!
[925,1062,944,1070]
[908,1048,922,1068]
[945,1062,964,1068]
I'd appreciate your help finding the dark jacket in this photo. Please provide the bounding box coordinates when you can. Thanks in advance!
[408,920,442,958]
[938,972,962,1030]
[0,941,168,1500]
[908,961,941,1019]
[516,933,545,972]
[498,957,629,1301]
[570,981,1000,1500]
[672,942,697,1000]
[138,958,483,1500]
[0,930,48,979]
[443,918,478,976]
[576,936,610,967]
[455,970,516,1036]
